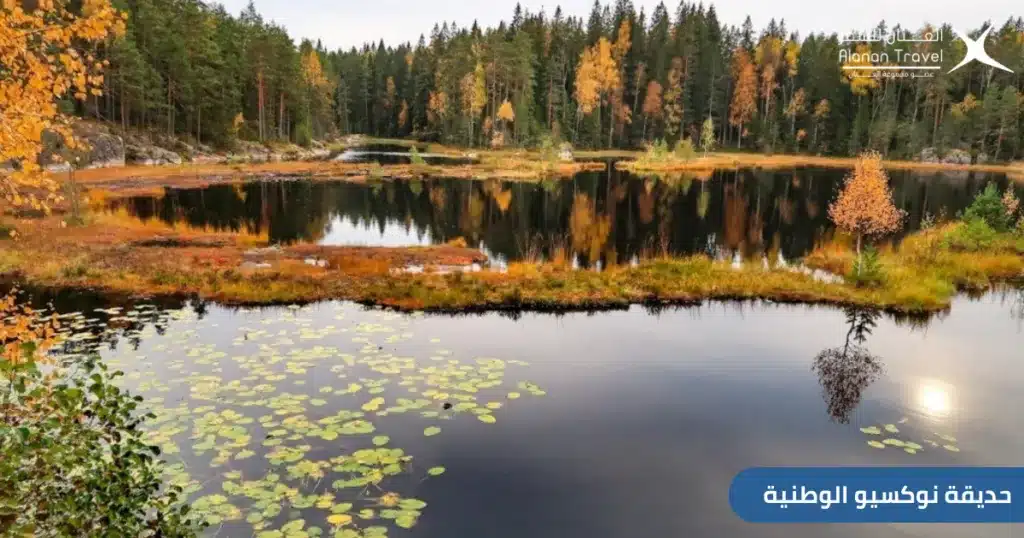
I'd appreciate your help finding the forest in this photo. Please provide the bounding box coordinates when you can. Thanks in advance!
[83,0,1024,160]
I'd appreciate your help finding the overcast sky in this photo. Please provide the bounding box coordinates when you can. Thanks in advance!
[217,0,1018,50]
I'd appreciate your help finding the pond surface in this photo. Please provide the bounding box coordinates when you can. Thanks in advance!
[31,287,1024,538]
[105,166,1021,267]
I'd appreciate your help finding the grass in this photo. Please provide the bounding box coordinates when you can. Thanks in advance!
[0,207,1020,313]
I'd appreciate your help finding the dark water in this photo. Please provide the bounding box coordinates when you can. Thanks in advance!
[27,287,1024,538]
[105,166,1021,266]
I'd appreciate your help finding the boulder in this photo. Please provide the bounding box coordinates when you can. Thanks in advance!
[37,123,125,168]
[975,152,989,164]
[941,148,971,165]
[558,142,575,162]
[125,144,183,166]
[919,147,939,163]
[83,132,126,168]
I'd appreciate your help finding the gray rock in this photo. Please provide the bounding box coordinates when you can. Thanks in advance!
[976,152,989,164]
[919,147,939,163]
[558,142,575,162]
[126,144,182,166]
[239,261,272,270]
[941,148,971,165]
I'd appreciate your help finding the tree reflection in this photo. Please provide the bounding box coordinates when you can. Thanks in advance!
[811,308,884,424]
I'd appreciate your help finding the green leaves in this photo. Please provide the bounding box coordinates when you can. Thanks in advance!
[426,466,446,476]
[423,426,441,437]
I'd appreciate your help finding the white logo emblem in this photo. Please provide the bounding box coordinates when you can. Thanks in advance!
[949,26,1013,73]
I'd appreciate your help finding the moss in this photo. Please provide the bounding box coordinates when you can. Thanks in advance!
[0,212,1020,314]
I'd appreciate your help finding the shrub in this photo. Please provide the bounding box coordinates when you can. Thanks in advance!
[962,183,1012,231]
[942,217,997,251]
[409,146,426,165]
[647,139,671,161]
[1016,216,1024,237]
[1,298,203,536]
[848,246,884,287]
[674,138,697,161]
[294,120,313,148]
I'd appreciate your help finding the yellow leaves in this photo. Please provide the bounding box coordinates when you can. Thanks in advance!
[829,152,905,239]
[574,37,621,115]
[784,40,801,77]
[1,0,122,211]
[951,93,978,118]
[813,98,831,120]
[496,100,515,123]
[842,44,879,96]
[784,88,806,118]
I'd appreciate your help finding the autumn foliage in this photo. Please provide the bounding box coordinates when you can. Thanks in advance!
[0,0,125,211]
[828,152,905,253]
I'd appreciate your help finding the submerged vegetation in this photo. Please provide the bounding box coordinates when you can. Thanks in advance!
[3,296,546,537]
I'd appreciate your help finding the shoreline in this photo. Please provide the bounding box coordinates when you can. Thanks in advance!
[0,213,1019,316]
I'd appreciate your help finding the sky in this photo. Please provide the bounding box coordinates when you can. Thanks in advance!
[217,0,1018,50]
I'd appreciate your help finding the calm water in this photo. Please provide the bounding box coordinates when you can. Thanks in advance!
[27,287,1024,538]
[105,165,1021,266]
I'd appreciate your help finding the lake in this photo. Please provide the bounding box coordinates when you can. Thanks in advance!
[104,163,1021,267]
[26,285,1024,538]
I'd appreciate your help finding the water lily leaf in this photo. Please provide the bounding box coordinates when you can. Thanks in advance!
[423,426,441,437]
[883,424,899,433]
[426,466,446,476]
[477,414,496,424]
[859,426,881,435]
[904,448,918,454]
[398,499,427,510]
[867,440,885,449]
[882,439,905,447]
[943,445,960,452]
[331,503,353,514]
[507,392,521,400]
[372,435,390,446]
[358,509,375,519]
[326,514,352,526]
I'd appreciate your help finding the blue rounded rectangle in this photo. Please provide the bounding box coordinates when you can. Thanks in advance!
[730,467,1022,523]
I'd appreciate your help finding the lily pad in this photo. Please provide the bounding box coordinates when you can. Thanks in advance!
[423,426,441,437]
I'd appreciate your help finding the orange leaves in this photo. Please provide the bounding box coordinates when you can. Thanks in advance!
[729,48,757,128]
[642,80,663,119]
[0,293,61,367]
[828,152,905,240]
[427,91,448,125]
[1,0,124,212]
[497,100,515,123]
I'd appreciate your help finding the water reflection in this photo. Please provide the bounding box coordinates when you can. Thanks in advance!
[811,309,884,424]
[103,167,1020,266]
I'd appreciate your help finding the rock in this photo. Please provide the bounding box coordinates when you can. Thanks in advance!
[976,152,989,164]
[919,147,939,163]
[941,148,971,165]
[239,261,272,270]
[558,142,575,162]
[125,144,182,166]
[83,132,126,168]
[36,123,125,169]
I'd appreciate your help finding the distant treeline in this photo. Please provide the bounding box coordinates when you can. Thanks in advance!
[85,0,1024,159]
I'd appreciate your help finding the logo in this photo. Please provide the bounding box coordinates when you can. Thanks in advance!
[949,26,1013,73]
